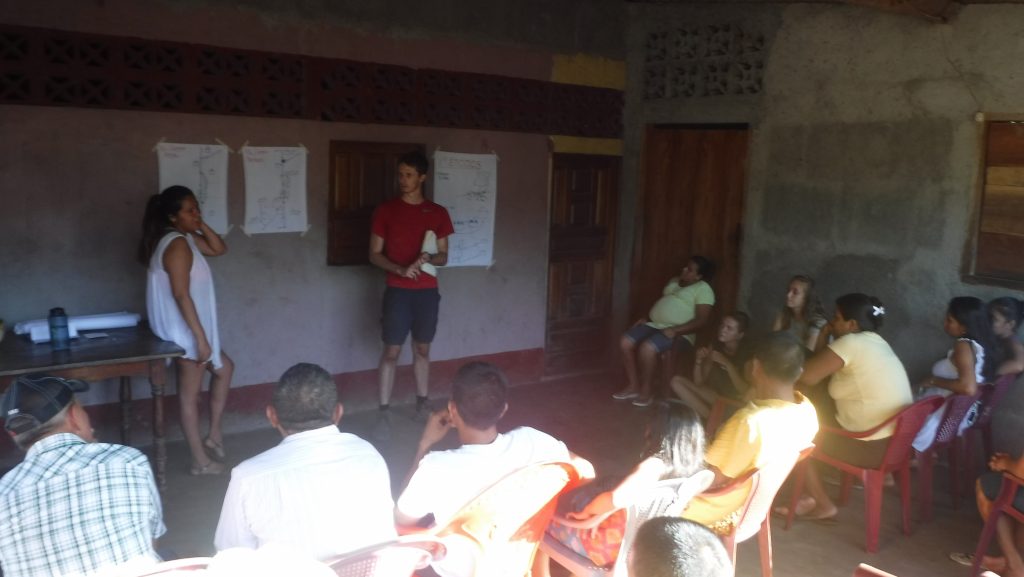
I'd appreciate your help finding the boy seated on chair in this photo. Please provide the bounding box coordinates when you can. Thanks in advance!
[682,332,818,534]
[395,362,593,576]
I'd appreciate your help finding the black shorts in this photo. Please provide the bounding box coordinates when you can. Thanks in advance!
[381,287,440,346]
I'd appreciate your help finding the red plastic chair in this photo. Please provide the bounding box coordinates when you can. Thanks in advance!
[916,391,982,520]
[785,396,944,553]
[699,445,814,577]
[970,472,1024,577]
[412,461,579,577]
[963,373,1020,482]
[324,536,446,577]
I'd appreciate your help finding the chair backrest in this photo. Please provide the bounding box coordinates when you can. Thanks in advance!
[613,469,716,576]
[434,461,579,577]
[124,557,212,576]
[325,537,446,577]
[731,445,812,543]
[975,373,1020,429]
[881,396,945,469]
[931,391,982,447]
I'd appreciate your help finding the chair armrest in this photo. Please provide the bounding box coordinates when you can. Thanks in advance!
[550,508,620,530]
[701,468,757,497]
[820,415,899,440]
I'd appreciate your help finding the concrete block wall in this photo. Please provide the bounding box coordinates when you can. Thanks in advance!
[623,3,1024,376]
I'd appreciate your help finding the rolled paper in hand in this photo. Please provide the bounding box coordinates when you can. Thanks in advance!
[421,230,438,277]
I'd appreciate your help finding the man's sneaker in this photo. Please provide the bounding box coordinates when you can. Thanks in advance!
[372,409,392,442]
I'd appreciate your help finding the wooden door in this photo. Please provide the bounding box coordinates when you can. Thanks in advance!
[631,126,748,337]
[327,141,423,266]
[545,154,619,377]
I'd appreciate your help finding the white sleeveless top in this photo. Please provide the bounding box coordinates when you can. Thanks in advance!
[146,232,222,368]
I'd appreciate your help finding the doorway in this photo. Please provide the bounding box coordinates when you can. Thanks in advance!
[545,154,620,378]
[630,125,749,337]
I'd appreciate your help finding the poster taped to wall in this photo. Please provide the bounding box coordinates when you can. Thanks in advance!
[241,146,308,235]
[433,151,497,267]
[156,142,230,234]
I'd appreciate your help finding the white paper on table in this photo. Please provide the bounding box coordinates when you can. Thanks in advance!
[14,312,141,343]
[421,230,438,277]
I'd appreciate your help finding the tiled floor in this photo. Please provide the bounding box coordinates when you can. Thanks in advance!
[104,373,988,576]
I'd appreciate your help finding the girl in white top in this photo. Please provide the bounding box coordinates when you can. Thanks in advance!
[140,186,234,475]
[913,296,1002,452]
[772,275,828,352]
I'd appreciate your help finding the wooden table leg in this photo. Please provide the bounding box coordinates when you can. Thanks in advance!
[149,360,167,491]
[119,376,132,445]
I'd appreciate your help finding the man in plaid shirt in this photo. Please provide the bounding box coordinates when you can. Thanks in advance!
[0,375,165,577]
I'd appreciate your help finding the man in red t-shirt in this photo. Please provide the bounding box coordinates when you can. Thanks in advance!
[369,151,455,440]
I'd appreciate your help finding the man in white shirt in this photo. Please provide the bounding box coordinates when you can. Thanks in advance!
[396,362,592,577]
[396,361,593,527]
[215,363,396,559]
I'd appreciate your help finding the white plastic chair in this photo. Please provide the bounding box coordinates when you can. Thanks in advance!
[324,536,446,577]
[540,468,715,577]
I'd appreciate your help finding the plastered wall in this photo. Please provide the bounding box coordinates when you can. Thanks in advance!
[0,0,624,406]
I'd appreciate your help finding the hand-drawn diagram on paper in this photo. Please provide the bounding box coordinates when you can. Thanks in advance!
[156,142,229,234]
[241,146,308,235]
[433,152,497,267]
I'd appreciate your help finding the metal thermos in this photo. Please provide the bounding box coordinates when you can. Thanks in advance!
[48,307,70,351]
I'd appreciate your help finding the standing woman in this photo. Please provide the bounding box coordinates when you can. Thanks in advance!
[772,275,827,352]
[139,186,233,475]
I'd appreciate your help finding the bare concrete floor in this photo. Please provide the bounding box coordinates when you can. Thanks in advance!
[151,373,981,577]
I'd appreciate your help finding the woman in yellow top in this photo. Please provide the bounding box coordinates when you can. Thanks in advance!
[787,293,912,522]
[614,256,715,407]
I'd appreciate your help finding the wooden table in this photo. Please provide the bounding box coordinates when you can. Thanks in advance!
[0,325,184,489]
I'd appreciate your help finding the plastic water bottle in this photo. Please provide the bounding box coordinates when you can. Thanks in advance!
[48,307,70,351]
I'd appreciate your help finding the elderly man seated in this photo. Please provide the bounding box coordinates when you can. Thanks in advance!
[0,375,165,577]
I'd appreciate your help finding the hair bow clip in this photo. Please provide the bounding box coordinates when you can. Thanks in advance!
[872,305,885,316]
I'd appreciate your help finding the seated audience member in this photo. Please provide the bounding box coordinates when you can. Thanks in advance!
[683,333,818,534]
[541,402,705,570]
[786,293,912,521]
[614,256,716,407]
[630,517,732,577]
[396,362,593,577]
[949,451,1024,577]
[913,296,1002,452]
[990,297,1024,377]
[215,363,396,559]
[670,312,752,418]
[0,375,165,577]
[772,275,828,352]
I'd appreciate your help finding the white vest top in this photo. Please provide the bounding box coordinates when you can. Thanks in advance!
[146,232,222,368]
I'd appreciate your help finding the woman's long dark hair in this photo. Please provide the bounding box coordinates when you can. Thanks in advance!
[642,401,705,480]
[138,186,195,266]
[948,296,1002,381]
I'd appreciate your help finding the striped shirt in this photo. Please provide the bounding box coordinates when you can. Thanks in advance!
[0,433,165,577]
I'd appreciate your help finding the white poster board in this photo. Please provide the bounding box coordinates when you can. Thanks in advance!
[156,142,230,234]
[241,146,308,235]
[432,151,497,267]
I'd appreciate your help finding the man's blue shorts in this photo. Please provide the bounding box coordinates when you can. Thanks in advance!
[382,287,440,346]
[623,324,678,353]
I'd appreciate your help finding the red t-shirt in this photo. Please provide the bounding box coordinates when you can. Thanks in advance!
[371,196,455,289]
